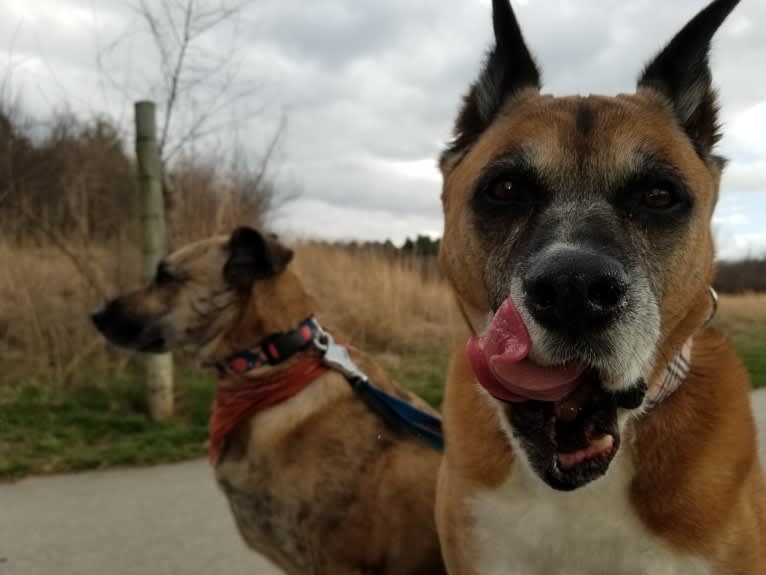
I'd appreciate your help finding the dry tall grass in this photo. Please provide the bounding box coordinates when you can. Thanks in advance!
[294,243,465,352]
[1,237,762,389]
[0,242,139,386]
[0,240,466,387]
[717,293,766,339]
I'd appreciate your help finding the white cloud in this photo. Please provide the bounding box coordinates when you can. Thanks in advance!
[722,162,766,195]
[272,197,442,245]
[724,101,766,149]
[0,0,764,256]
[717,232,766,261]
[714,211,750,228]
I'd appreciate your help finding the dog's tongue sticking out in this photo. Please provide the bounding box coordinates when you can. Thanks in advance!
[466,298,585,402]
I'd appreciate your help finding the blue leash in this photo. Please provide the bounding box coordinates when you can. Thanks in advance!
[349,377,444,451]
[315,331,444,451]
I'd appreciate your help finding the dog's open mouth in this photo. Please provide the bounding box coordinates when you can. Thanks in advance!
[504,369,646,490]
[467,298,646,490]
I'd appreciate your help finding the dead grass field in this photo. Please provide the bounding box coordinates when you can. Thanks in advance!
[0,240,762,388]
[716,292,766,395]
[715,292,766,338]
[0,241,466,388]
[0,240,763,478]
[293,242,466,351]
[0,242,137,387]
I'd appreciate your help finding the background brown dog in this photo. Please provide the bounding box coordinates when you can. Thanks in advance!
[93,227,446,575]
[436,0,765,573]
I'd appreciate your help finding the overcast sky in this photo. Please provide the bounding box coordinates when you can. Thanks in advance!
[2,0,765,259]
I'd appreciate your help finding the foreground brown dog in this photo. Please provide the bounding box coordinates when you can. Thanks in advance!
[92,227,445,575]
[436,0,765,573]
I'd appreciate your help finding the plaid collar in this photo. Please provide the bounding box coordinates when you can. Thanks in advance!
[645,288,718,408]
[645,337,694,409]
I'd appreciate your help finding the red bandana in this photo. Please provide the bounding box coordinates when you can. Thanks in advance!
[208,357,329,461]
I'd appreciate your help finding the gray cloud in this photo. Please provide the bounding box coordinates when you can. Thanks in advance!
[1,0,765,253]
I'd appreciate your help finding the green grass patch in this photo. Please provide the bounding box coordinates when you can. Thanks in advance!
[0,367,215,480]
[0,329,762,480]
[375,350,450,409]
[732,333,766,389]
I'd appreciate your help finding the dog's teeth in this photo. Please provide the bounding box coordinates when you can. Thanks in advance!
[557,435,614,470]
[590,434,614,452]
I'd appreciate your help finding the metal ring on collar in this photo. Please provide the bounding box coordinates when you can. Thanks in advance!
[705,286,719,326]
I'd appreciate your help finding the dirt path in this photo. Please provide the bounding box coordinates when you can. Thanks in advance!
[1,391,764,575]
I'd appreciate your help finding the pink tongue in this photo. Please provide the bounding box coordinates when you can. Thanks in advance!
[466,298,585,403]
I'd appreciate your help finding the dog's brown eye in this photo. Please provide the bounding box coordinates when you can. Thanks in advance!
[475,171,542,212]
[642,188,675,210]
[487,180,516,202]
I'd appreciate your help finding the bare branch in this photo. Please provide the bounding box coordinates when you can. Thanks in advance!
[160,0,182,46]
[158,0,195,157]
[162,81,261,163]
[137,0,172,79]
[252,114,287,194]
[130,0,250,163]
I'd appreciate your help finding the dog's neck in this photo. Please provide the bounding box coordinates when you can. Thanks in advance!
[650,286,713,382]
[213,270,318,363]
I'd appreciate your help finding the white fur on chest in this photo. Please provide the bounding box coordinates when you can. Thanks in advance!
[469,449,711,575]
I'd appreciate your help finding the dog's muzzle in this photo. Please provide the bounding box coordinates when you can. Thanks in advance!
[91,300,167,353]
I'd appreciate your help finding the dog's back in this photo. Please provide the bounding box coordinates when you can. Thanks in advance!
[214,345,445,575]
[92,227,446,575]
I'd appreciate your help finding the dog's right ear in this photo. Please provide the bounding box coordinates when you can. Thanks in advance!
[441,0,541,169]
[224,227,294,291]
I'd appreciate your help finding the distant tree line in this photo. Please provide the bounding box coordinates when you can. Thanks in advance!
[714,258,766,294]
[332,235,440,256]
[401,235,440,257]
[332,237,765,294]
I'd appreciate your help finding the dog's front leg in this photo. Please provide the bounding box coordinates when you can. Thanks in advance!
[436,463,483,575]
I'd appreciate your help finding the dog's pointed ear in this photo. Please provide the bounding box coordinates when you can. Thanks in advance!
[441,0,541,168]
[637,0,740,157]
[224,227,294,291]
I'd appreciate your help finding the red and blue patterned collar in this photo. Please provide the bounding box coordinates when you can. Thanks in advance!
[215,318,321,377]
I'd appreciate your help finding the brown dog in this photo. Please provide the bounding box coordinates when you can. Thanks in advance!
[92,227,445,575]
[436,0,765,573]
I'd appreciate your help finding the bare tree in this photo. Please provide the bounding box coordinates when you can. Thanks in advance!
[97,0,287,240]
[0,24,26,206]
[132,0,256,163]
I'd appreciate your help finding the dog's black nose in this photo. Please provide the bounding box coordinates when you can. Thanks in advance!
[524,249,628,333]
[91,301,116,333]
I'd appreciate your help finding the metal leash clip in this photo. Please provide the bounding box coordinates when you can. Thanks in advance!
[705,286,719,326]
[313,328,368,383]
[313,325,445,451]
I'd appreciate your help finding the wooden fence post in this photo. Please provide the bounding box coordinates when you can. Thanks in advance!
[134,101,174,421]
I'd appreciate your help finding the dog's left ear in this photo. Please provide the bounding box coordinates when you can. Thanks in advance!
[638,0,740,157]
[224,227,294,291]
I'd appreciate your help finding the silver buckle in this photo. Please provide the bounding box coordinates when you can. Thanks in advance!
[313,328,367,382]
